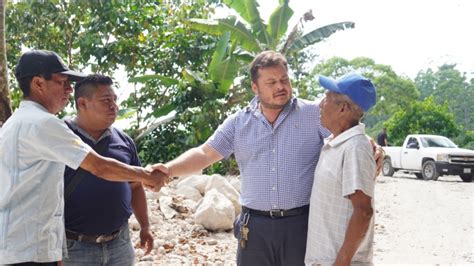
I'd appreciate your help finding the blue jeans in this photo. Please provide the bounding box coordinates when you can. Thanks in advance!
[63,225,135,266]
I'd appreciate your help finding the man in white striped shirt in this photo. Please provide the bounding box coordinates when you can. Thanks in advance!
[305,73,377,266]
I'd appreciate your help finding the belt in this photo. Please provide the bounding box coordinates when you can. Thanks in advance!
[66,229,121,244]
[242,205,309,218]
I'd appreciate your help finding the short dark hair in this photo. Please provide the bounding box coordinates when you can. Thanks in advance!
[74,74,113,108]
[17,73,53,97]
[249,51,288,83]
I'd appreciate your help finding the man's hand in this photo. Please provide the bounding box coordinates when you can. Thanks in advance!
[139,227,154,255]
[151,163,176,183]
[142,167,168,192]
[368,137,384,177]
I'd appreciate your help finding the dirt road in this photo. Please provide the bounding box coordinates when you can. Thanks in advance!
[374,174,473,264]
[134,174,474,265]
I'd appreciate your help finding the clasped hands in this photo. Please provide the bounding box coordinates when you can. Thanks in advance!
[141,163,172,192]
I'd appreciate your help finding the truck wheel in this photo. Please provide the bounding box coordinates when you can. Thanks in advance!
[382,158,395,176]
[414,173,423,179]
[422,160,439,181]
[460,174,473,182]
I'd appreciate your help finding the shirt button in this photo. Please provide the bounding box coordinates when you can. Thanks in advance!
[271,167,275,171]
[273,205,277,209]
[272,186,276,191]
[272,149,276,153]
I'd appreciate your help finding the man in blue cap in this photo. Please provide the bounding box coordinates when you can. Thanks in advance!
[305,73,377,265]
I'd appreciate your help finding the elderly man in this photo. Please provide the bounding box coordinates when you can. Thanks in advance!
[305,73,377,266]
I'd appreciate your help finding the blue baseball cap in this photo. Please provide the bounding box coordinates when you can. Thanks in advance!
[319,73,376,112]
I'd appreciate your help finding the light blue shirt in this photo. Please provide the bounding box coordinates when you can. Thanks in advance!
[0,101,91,264]
[206,97,329,211]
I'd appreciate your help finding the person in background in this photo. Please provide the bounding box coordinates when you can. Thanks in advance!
[305,73,377,266]
[152,51,384,266]
[0,50,165,265]
[377,127,388,146]
[63,74,153,265]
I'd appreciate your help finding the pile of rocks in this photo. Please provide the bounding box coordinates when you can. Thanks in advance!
[130,174,240,265]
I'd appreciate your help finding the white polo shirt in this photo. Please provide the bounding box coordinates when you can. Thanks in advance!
[305,124,375,266]
[0,100,91,264]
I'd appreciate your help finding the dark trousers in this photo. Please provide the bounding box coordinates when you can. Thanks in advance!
[234,211,309,266]
[9,262,59,266]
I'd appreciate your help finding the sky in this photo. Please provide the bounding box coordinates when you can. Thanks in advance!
[260,0,474,79]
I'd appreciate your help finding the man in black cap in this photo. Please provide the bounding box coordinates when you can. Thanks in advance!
[0,50,167,265]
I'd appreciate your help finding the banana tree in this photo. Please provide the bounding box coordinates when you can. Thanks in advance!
[129,32,241,141]
[189,0,355,59]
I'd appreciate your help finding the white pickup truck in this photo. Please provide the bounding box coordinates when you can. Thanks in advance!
[382,134,474,182]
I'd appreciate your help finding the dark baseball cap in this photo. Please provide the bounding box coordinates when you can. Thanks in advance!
[15,50,86,82]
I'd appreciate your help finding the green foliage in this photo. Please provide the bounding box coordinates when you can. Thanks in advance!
[414,64,473,131]
[190,0,354,59]
[452,130,474,149]
[384,96,461,146]
[6,1,225,169]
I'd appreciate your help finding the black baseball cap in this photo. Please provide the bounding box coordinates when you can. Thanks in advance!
[15,50,86,82]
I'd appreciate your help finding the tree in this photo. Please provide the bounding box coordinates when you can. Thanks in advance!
[190,0,353,56]
[414,64,473,131]
[384,96,460,146]
[414,68,437,100]
[5,1,223,167]
[0,0,11,125]
[188,0,354,98]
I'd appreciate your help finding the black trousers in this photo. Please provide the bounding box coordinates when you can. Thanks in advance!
[9,262,59,266]
[234,211,309,266]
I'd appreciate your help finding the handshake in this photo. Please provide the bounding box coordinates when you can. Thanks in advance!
[141,163,173,192]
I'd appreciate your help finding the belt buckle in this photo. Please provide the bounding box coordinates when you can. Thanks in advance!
[96,234,114,243]
[269,209,284,218]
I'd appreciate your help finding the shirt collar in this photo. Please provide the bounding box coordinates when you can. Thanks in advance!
[326,123,367,147]
[65,116,112,144]
[20,100,49,113]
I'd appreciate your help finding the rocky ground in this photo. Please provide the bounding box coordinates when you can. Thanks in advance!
[130,173,473,265]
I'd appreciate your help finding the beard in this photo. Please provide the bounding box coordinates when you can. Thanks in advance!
[259,98,288,110]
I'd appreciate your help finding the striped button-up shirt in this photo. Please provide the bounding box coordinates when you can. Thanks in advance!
[206,97,329,211]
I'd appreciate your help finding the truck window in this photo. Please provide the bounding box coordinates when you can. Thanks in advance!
[420,136,457,148]
[406,137,419,149]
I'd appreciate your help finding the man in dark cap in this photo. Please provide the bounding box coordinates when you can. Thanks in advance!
[0,50,166,265]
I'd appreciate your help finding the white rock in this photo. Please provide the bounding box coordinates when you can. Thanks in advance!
[159,196,177,219]
[181,199,198,212]
[156,186,171,198]
[136,262,153,266]
[205,174,241,216]
[177,175,210,194]
[194,189,235,231]
[129,219,140,231]
[141,255,154,261]
[157,246,166,255]
[145,190,160,200]
[207,239,218,245]
[175,185,202,202]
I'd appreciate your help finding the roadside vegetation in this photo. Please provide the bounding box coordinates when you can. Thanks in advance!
[1,0,473,174]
